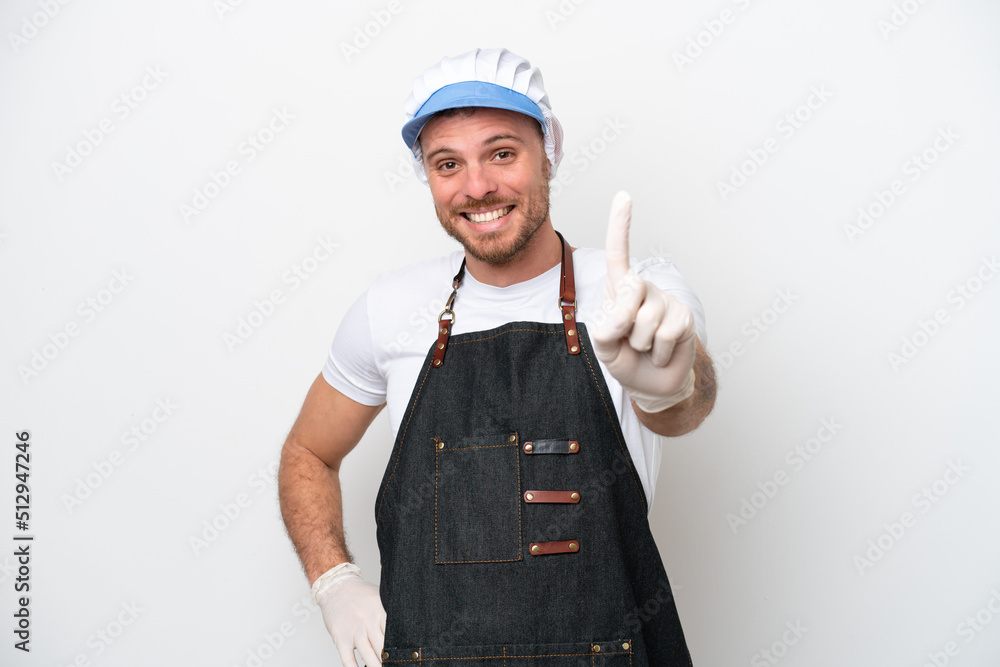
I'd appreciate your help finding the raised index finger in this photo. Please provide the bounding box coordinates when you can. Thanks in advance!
[605,190,632,286]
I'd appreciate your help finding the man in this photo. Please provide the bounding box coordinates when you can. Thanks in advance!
[278,48,716,666]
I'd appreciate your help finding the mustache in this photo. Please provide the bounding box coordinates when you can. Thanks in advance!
[450,196,516,216]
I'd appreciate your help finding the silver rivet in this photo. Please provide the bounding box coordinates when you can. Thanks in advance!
[525,492,534,501]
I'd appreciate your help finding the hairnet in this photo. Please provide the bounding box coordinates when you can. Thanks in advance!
[402,48,564,185]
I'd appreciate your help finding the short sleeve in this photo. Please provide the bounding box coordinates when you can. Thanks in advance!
[634,257,708,345]
[321,289,387,406]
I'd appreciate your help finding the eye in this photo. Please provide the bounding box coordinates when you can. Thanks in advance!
[494,150,514,161]
[437,160,458,172]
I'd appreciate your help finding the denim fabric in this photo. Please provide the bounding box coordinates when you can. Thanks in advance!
[375,321,692,666]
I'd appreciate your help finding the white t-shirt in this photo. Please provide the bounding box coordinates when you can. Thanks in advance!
[322,247,707,510]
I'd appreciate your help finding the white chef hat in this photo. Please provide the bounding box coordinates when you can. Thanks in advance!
[401,48,564,185]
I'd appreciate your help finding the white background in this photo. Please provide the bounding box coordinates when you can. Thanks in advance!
[2,1,999,665]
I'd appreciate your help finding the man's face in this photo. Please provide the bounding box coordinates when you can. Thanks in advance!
[419,107,550,265]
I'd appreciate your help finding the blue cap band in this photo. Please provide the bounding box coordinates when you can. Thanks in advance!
[401,81,546,152]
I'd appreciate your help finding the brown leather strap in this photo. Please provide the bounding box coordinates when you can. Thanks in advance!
[430,259,466,368]
[523,439,580,454]
[555,231,579,355]
[528,539,580,555]
[523,490,580,503]
[433,232,578,368]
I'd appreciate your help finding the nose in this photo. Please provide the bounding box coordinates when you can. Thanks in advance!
[462,162,498,201]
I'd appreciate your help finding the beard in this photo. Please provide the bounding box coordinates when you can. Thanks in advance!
[434,171,551,266]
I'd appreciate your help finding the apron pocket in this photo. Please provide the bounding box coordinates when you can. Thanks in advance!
[383,639,637,665]
[434,432,521,563]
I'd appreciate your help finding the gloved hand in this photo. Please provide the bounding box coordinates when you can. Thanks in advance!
[591,191,697,414]
[312,562,386,666]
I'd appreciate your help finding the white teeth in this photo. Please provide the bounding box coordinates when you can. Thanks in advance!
[467,206,513,223]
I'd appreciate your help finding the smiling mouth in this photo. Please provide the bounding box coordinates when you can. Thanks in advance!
[461,205,514,224]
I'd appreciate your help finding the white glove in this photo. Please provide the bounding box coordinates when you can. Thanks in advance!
[591,191,697,414]
[312,562,386,666]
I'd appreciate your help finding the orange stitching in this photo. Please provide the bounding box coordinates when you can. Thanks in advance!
[449,328,561,345]
[514,434,522,556]
[579,340,648,514]
[434,444,439,562]
[434,555,522,564]
[441,443,518,451]
[377,360,434,519]
[383,648,630,662]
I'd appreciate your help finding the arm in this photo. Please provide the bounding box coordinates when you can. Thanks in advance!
[632,336,717,437]
[278,373,385,584]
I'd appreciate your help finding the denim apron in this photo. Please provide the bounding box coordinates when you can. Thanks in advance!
[375,232,692,665]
